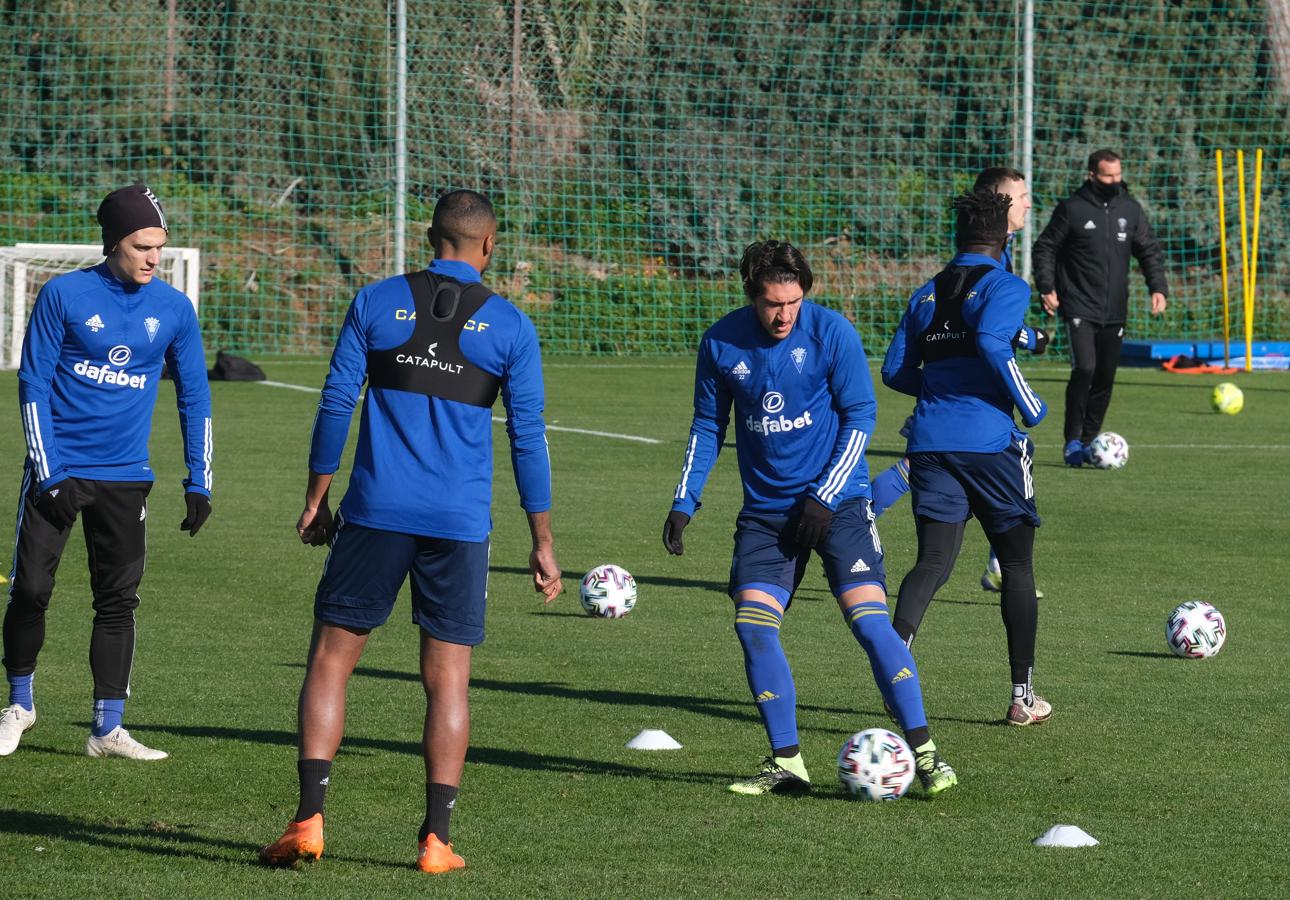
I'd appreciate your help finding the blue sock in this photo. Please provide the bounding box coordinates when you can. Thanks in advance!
[870,459,910,518]
[733,601,798,753]
[843,601,928,731]
[92,699,125,737]
[7,673,34,711]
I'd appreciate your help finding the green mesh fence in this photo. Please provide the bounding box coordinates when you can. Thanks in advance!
[1,1,1286,356]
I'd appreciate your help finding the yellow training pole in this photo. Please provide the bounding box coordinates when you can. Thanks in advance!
[1216,150,1230,367]
[1246,147,1263,373]
[1236,150,1250,371]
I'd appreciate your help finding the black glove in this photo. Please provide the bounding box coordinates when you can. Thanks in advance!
[35,480,77,530]
[1013,325,1050,355]
[180,492,211,537]
[794,495,833,548]
[662,510,690,556]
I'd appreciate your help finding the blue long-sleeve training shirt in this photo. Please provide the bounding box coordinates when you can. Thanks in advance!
[310,258,550,542]
[18,262,212,495]
[881,252,1046,453]
[672,301,875,517]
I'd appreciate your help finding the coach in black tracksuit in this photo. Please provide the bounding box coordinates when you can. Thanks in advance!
[1033,149,1168,466]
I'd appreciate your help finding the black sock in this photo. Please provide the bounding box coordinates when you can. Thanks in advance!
[990,524,1038,689]
[294,758,332,822]
[772,744,799,759]
[419,782,459,843]
[904,726,931,750]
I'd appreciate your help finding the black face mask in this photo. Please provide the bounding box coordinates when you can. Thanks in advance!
[1089,179,1121,201]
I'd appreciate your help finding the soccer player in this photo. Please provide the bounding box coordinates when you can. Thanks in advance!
[260,190,563,874]
[881,188,1051,726]
[1032,150,1168,466]
[662,240,956,797]
[1,183,212,760]
[869,167,1049,598]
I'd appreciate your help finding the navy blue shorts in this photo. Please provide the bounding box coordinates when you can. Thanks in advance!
[728,497,885,606]
[909,436,1040,534]
[314,518,490,645]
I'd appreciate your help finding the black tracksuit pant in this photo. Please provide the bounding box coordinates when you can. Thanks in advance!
[4,470,151,699]
[1063,318,1124,444]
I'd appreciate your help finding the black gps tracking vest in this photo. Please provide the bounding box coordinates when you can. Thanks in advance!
[367,271,502,407]
[920,264,994,363]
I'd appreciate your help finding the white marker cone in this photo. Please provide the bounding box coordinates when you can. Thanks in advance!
[1034,825,1099,847]
[626,729,682,750]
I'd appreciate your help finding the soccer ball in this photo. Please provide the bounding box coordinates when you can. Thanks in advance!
[1165,600,1227,658]
[837,728,915,801]
[1211,382,1243,415]
[1087,432,1129,469]
[579,564,637,618]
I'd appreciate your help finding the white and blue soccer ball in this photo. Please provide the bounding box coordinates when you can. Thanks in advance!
[1166,600,1227,659]
[1087,432,1129,469]
[837,728,915,801]
[579,564,638,618]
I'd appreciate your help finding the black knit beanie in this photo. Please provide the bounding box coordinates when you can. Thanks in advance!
[97,183,168,255]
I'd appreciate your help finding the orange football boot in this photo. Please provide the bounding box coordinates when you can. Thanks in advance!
[260,813,325,867]
[417,834,465,874]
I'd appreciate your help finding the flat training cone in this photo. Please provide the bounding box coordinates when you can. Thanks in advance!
[626,729,682,750]
[1034,825,1099,847]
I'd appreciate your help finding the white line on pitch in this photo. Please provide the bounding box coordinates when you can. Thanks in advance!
[490,417,660,444]
[1133,443,1290,450]
[259,380,319,393]
[257,380,660,444]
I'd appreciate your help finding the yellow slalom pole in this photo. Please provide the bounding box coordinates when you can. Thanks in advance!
[1216,150,1230,368]
[1236,150,1250,372]
[1246,147,1263,373]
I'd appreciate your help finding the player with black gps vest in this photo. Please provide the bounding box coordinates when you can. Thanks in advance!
[260,189,563,875]
[882,188,1052,727]
[1,183,212,761]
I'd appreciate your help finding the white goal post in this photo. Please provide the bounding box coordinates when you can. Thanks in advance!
[0,243,200,369]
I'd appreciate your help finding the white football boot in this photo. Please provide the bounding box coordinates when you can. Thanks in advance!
[0,704,37,756]
[86,726,168,760]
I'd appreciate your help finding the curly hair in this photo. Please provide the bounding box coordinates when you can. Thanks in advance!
[952,188,1012,250]
[738,240,813,302]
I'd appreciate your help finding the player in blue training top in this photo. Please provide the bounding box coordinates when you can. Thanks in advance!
[2,183,212,762]
[261,190,563,875]
[881,188,1052,727]
[869,167,1050,598]
[663,240,957,797]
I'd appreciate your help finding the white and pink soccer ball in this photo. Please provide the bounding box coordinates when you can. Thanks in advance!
[837,728,915,801]
[579,564,638,618]
[1166,600,1227,658]
[1087,432,1129,469]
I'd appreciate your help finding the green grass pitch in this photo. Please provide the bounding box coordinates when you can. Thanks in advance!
[0,359,1286,898]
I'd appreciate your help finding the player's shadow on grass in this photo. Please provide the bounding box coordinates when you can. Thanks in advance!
[490,564,728,595]
[1106,649,1176,659]
[0,807,419,871]
[0,808,261,866]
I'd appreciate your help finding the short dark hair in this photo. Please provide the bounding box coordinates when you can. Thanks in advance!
[1087,149,1121,172]
[739,240,813,302]
[953,188,1011,250]
[430,189,496,247]
[973,166,1025,193]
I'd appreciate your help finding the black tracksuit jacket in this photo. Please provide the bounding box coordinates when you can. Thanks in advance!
[1032,181,1169,325]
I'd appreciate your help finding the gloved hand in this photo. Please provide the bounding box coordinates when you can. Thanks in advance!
[180,492,211,537]
[1013,325,1051,355]
[662,510,691,556]
[794,495,833,548]
[35,480,77,530]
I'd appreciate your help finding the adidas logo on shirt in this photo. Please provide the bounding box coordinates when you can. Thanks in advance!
[85,314,105,332]
[850,558,870,573]
[1083,220,1097,230]
[732,360,751,381]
